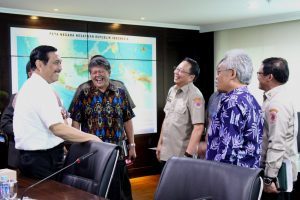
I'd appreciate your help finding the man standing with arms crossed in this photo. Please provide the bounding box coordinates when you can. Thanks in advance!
[257,57,298,200]
[156,57,205,166]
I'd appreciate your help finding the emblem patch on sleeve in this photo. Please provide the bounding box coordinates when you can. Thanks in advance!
[269,108,278,124]
[193,97,202,108]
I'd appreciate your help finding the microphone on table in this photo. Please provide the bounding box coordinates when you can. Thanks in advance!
[20,150,98,200]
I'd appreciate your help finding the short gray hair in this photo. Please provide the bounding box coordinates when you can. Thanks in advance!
[220,49,253,84]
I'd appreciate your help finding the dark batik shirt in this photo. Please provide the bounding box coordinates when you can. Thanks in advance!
[206,86,263,168]
[69,80,135,144]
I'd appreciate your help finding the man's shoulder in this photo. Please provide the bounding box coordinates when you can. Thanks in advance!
[110,79,125,86]
[272,89,291,103]
[187,83,204,98]
[77,81,92,92]
[236,92,260,107]
[78,80,92,89]
[110,79,126,90]
[224,90,257,109]
[268,97,292,112]
[234,95,263,119]
[18,77,49,98]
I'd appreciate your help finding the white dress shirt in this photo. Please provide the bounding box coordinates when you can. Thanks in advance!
[13,73,64,150]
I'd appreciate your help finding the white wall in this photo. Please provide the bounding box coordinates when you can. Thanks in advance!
[214,20,300,111]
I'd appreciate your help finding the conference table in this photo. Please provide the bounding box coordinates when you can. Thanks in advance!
[17,175,105,200]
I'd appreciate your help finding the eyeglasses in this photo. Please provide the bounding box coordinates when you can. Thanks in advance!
[173,66,191,75]
[52,60,62,65]
[216,69,232,75]
[256,72,265,76]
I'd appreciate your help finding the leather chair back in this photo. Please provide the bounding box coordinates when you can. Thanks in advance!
[155,157,263,200]
[60,141,119,198]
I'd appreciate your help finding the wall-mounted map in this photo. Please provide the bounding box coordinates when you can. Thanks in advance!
[11,27,157,134]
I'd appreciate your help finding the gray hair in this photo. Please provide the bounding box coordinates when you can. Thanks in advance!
[220,49,253,84]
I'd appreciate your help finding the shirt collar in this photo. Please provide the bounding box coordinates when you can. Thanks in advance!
[264,85,285,101]
[225,85,248,97]
[90,80,118,94]
[175,82,194,94]
[31,73,49,85]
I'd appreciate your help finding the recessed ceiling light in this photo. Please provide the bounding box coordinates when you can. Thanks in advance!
[30,16,39,20]
[53,8,59,12]
[111,23,120,30]
[140,17,145,20]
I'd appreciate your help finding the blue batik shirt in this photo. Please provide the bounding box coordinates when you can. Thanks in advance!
[206,86,263,168]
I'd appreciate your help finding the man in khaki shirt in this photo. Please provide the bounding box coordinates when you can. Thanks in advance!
[156,57,205,166]
[257,57,298,200]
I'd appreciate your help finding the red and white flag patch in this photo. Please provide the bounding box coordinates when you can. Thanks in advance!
[193,97,202,108]
[269,108,278,124]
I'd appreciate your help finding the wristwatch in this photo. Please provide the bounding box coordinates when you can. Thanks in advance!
[263,177,276,186]
[184,151,193,158]
[128,143,136,148]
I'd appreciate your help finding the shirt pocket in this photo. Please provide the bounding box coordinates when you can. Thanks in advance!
[174,103,187,115]
[164,101,173,115]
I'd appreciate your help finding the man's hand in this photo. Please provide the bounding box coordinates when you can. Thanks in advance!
[264,182,279,193]
[91,134,102,142]
[156,144,161,161]
[197,141,207,159]
[128,145,136,161]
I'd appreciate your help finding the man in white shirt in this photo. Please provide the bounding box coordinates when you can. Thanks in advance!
[13,45,100,179]
[258,57,298,200]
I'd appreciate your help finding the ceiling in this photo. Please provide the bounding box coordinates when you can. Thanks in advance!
[1,0,300,32]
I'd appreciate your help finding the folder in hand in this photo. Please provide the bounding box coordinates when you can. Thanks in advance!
[276,159,293,192]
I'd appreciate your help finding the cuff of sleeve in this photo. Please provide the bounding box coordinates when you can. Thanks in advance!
[184,152,193,158]
[265,167,279,178]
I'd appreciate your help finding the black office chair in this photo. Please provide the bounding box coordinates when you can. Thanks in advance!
[154,157,263,200]
[60,141,119,198]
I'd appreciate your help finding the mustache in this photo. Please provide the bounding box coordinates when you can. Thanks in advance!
[95,75,105,79]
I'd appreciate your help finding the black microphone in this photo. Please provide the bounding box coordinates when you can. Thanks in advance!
[76,150,97,163]
[20,150,98,200]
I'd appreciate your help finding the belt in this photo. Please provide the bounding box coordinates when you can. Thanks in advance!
[20,143,64,153]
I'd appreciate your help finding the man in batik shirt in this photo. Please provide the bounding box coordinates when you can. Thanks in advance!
[206,49,263,168]
[69,55,136,200]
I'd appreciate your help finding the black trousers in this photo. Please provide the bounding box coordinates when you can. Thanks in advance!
[7,141,19,168]
[262,192,291,200]
[159,160,166,173]
[107,160,133,200]
[19,143,64,180]
[262,181,299,200]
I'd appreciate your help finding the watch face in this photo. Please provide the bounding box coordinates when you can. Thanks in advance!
[264,178,272,185]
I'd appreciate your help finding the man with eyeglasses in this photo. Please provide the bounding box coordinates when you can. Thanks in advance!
[206,49,263,169]
[257,57,298,200]
[69,55,136,200]
[156,57,205,167]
